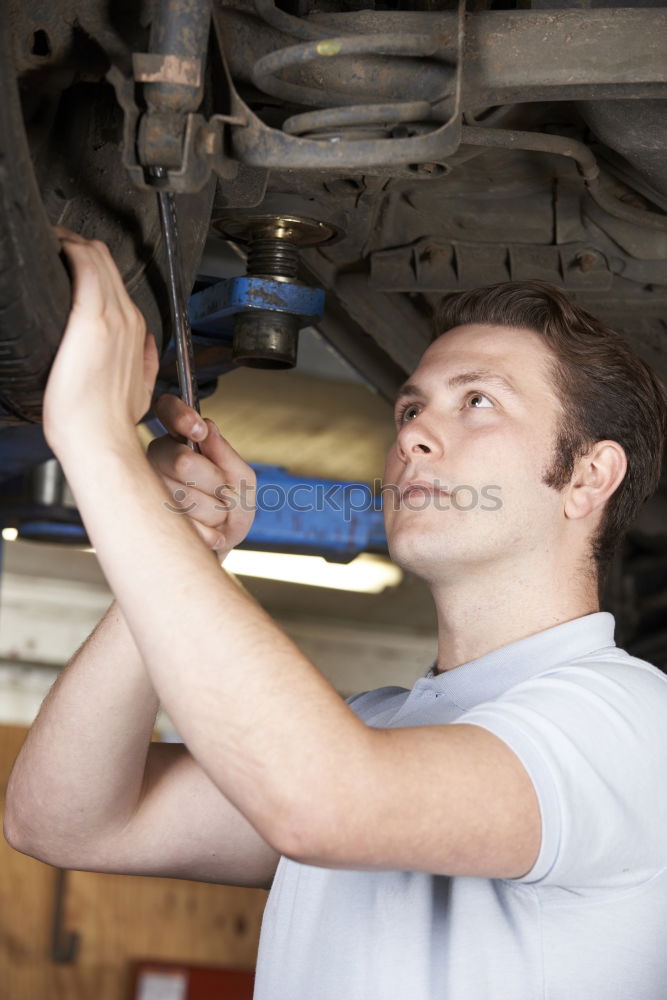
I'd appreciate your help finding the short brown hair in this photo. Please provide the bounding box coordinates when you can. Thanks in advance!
[433,280,667,583]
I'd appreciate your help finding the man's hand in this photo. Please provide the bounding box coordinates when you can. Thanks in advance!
[43,228,159,454]
[147,394,257,556]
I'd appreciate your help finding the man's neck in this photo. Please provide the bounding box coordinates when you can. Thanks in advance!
[430,557,599,674]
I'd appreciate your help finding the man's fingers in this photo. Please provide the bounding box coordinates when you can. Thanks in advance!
[55,231,136,324]
[158,473,231,529]
[155,393,207,442]
[148,438,240,509]
[199,419,257,496]
[56,239,107,319]
[178,515,226,551]
[53,225,89,245]
[143,332,160,389]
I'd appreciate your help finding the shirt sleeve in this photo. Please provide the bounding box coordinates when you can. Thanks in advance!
[454,659,667,889]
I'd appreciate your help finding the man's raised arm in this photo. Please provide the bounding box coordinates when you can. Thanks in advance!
[4,292,278,888]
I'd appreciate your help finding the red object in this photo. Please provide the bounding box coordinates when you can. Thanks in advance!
[129,960,255,1000]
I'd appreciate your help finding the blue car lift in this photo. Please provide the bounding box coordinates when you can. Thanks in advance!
[1,462,387,561]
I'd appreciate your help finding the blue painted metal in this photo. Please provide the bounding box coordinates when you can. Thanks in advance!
[189,275,326,337]
[17,521,89,544]
[245,464,386,560]
[2,463,388,558]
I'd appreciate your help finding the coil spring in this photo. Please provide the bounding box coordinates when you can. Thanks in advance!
[251,0,453,140]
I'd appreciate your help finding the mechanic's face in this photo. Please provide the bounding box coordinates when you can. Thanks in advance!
[383,323,567,584]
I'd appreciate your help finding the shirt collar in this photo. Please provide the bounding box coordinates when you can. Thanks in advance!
[419,611,616,710]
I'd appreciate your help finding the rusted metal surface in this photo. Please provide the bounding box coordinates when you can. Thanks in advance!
[462,8,667,105]
[283,102,433,138]
[142,0,210,113]
[251,33,453,108]
[137,0,211,168]
[210,4,667,172]
[13,3,667,181]
[107,65,234,192]
[219,6,667,109]
[133,52,203,88]
[215,0,466,171]
[369,238,614,292]
[579,99,667,207]
[460,125,667,232]
[6,0,667,380]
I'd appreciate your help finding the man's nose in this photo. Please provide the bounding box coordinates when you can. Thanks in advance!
[396,416,439,461]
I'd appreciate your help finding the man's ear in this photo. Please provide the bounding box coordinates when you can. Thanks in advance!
[564,440,627,521]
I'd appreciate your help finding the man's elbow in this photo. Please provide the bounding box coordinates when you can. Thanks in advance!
[269,800,340,868]
[4,786,69,868]
[4,803,46,861]
[4,812,85,869]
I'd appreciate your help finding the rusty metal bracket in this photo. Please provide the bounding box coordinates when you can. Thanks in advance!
[51,868,79,964]
[106,64,238,192]
[369,237,614,293]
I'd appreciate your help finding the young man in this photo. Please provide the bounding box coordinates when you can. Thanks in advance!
[5,230,667,999]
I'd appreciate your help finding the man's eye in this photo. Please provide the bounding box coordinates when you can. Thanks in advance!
[397,403,420,424]
[466,392,493,408]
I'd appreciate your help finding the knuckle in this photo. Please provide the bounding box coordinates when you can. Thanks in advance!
[154,394,172,421]
[211,534,228,553]
[172,448,195,482]
[147,436,168,465]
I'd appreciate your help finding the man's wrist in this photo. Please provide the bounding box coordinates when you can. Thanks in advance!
[51,420,143,468]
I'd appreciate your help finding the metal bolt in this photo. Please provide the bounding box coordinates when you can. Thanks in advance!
[576,250,600,273]
[247,236,299,281]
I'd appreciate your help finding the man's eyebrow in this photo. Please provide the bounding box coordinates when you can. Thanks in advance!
[394,370,519,405]
[394,381,420,405]
[447,370,519,397]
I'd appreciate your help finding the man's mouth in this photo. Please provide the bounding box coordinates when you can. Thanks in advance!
[400,481,450,502]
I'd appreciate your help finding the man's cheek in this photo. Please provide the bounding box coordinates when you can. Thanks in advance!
[383,447,400,486]
[480,485,503,511]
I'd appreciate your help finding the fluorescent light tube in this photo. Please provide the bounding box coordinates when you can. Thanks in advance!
[224,550,402,593]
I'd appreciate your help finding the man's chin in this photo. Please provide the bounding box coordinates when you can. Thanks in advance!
[387,534,450,581]
[387,520,494,580]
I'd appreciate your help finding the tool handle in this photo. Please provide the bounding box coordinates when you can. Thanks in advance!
[152,166,201,452]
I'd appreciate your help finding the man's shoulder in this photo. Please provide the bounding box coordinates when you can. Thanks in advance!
[492,643,667,741]
[538,644,667,696]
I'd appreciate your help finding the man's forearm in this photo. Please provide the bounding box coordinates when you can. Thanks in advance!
[5,600,160,861]
[55,433,368,854]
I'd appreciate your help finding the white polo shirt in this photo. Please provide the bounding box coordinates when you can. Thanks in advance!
[254,612,667,999]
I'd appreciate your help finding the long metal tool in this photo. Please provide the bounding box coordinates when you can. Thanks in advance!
[153,165,201,452]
